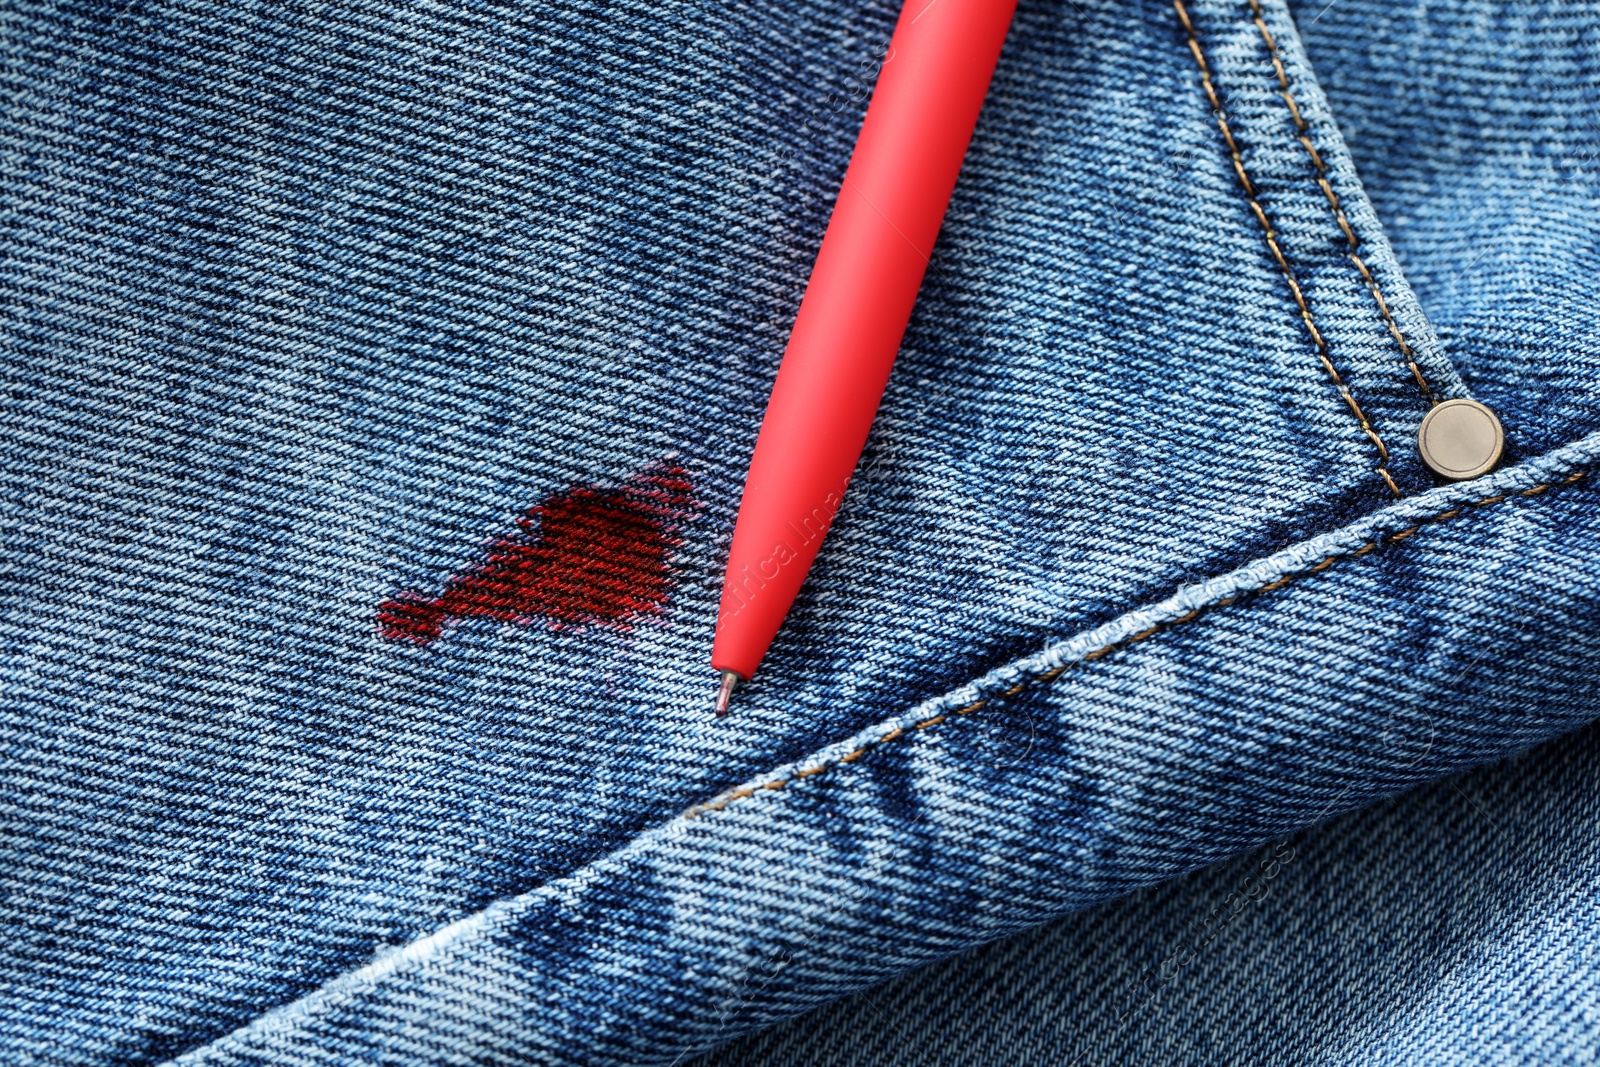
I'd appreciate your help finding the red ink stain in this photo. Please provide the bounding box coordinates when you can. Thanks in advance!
[378,463,696,646]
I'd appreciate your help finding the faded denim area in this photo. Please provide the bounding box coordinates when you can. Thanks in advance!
[703,721,1600,1067]
[1297,0,1600,458]
[0,1,1595,1066]
[704,4,1600,1061]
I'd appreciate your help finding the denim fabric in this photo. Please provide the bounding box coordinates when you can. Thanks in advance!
[698,6,1600,1060]
[699,720,1600,1067]
[1293,0,1600,459]
[124,442,1597,1067]
[1,0,1597,1063]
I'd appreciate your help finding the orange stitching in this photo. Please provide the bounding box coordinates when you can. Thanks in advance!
[1244,0,1436,407]
[1175,0,1401,499]
[682,468,1592,817]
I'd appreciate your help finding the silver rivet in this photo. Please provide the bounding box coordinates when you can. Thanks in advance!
[1417,398,1504,481]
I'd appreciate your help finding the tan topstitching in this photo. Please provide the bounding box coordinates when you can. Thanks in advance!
[1174,0,1402,498]
[1243,0,1438,406]
[685,469,1590,818]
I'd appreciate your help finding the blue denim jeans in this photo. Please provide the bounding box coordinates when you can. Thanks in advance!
[1,0,1596,1063]
[698,719,1600,1067]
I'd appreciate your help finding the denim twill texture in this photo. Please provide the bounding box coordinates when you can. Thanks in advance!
[701,721,1600,1067]
[1,0,1596,1064]
[712,4,1600,1057]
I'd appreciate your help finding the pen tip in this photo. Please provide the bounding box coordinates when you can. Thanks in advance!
[714,670,740,716]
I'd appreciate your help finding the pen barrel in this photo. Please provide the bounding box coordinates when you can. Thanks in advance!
[714,0,1017,680]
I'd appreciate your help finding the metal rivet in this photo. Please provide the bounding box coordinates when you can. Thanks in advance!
[1417,398,1504,481]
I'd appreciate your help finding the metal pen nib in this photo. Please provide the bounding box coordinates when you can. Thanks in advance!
[714,671,740,716]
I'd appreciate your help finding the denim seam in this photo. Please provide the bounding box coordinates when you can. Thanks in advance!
[685,465,1591,817]
[1173,0,1402,498]
[1243,0,1438,407]
[152,436,1600,1064]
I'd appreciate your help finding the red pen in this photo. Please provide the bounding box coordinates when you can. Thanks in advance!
[711,0,1018,712]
